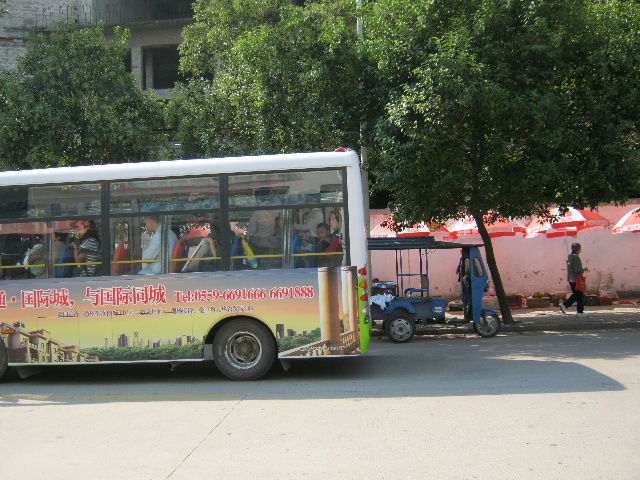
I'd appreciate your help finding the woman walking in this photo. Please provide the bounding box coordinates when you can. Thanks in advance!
[559,243,589,316]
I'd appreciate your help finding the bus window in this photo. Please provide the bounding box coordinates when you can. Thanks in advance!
[36,183,101,218]
[110,176,219,214]
[229,209,286,270]
[292,206,322,268]
[1,233,29,280]
[111,221,132,276]
[113,222,130,248]
[317,207,345,267]
[69,219,102,277]
[0,222,49,280]
[228,169,345,206]
[0,183,101,221]
[134,214,177,275]
[0,186,29,220]
[170,214,222,273]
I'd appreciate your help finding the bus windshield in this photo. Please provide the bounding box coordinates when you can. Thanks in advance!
[0,150,370,381]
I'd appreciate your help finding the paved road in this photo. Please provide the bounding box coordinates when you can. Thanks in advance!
[1,328,639,480]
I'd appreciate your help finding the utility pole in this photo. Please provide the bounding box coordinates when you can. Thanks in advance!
[357,0,370,236]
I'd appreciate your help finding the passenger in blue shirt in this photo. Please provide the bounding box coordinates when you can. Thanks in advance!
[138,215,177,275]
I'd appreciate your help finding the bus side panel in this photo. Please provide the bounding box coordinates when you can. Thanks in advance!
[0,267,362,365]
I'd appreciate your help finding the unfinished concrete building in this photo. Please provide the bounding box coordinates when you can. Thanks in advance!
[0,0,193,98]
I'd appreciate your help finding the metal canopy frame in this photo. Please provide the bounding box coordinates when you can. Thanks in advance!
[367,237,483,251]
[367,237,484,297]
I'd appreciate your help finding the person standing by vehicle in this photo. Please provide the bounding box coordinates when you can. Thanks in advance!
[70,220,102,276]
[559,243,589,316]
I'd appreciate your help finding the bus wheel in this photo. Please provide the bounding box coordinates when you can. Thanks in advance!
[386,314,415,343]
[473,313,501,338]
[213,319,276,381]
[0,337,9,382]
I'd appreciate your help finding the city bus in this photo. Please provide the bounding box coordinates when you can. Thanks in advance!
[0,149,370,381]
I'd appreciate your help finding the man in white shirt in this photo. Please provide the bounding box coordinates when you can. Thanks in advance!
[138,215,178,275]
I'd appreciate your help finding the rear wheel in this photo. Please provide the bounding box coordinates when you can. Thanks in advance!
[0,337,9,382]
[212,319,276,381]
[386,314,416,343]
[473,312,501,338]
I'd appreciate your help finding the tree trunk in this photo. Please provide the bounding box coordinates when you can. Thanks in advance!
[474,214,515,325]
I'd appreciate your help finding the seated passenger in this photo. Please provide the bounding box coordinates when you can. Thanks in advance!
[314,222,334,267]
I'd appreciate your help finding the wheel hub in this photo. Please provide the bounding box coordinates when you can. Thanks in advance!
[227,333,261,367]
[388,318,412,341]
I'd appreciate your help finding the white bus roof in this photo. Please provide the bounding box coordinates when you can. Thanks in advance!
[0,150,360,187]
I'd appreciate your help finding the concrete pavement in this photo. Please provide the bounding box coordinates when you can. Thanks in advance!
[503,301,640,332]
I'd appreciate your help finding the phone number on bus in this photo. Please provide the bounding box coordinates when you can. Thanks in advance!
[173,286,315,303]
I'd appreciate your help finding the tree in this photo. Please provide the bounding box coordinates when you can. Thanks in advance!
[167,0,362,157]
[0,24,166,170]
[364,0,640,323]
[1,0,7,17]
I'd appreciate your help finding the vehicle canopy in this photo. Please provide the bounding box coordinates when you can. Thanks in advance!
[367,237,482,251]
[367,237,488,321]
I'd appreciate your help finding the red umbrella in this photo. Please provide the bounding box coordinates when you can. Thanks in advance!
[612,207,640,234]
[397,222,451,240]
[547,207,609,230]
[369,221,396,238]
[526,219,578,238]
[526,207,609,238]
[448,216,527,239]
[370,220,451,239]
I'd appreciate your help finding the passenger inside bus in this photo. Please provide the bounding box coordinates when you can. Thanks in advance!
[0,234,29,280]
[323,209,344,267]
[294,205,324,239]
[292,205,323,268]
[70,219,102,277]
[51,232,67,273]
[24,234,46,279]
[248,214,283,270]
[246,190,278,242]
[138,215,178,275]
[178,214,224,273]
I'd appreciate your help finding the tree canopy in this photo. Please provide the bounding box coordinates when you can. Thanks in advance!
[363,0,640,322]
[0,24,166,170]
[167,0,362,157]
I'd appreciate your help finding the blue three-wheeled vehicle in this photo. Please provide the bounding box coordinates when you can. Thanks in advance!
[368,237,501,343]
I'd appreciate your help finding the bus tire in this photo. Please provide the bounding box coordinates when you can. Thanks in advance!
[473,313,501,338]
[212,319,276,381]
[0,337,9,382]
[385,314,416,343]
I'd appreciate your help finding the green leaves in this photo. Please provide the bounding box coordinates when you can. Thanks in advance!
[365,0,640,225]
[170,0,361,157]
[0,24,165,170]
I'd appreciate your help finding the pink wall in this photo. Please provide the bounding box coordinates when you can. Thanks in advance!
[370,201,640,300]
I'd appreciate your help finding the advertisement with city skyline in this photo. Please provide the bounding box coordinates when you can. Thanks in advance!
[0,267,361,365]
